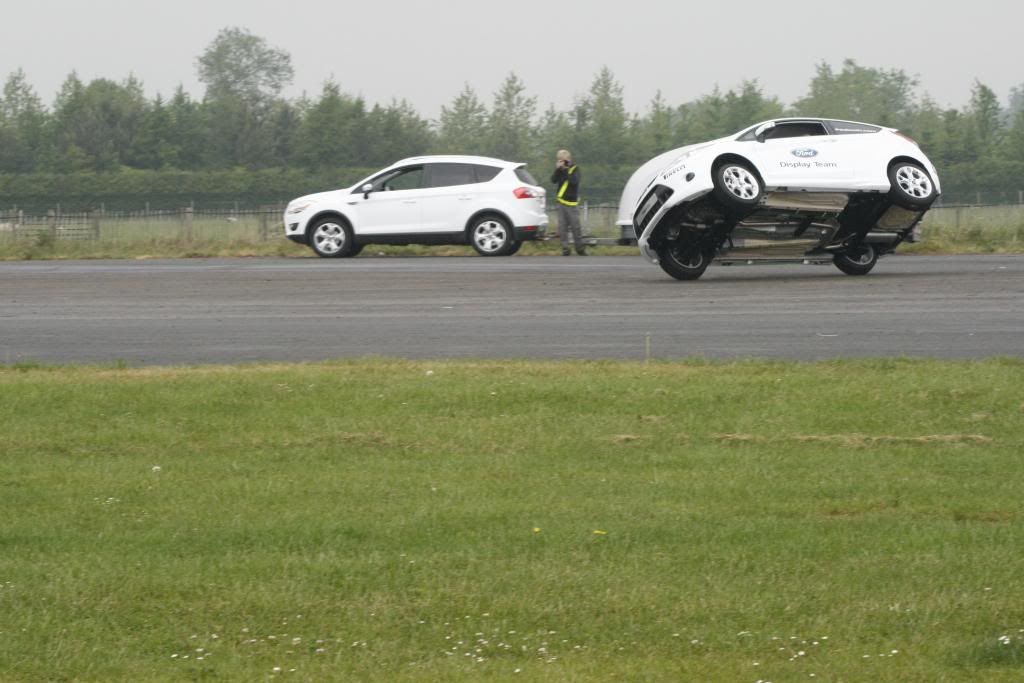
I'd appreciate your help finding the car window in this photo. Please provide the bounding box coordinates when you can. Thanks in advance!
[514,167,538,185]
[378,167,421,192]
[473,165,502,182]
[425,163,477,188]
[827,120,882,135]
[763,122,828,139]
[365,166,424,192]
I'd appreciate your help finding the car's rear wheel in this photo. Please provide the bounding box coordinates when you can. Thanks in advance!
[888,162,936,210]
[469,215,514,256]
[656,243,712,281]
[833,244,878,276]
[310,217,356,258]
[712,161,763,212]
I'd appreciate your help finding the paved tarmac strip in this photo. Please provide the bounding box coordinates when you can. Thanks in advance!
[0,255,1021,365]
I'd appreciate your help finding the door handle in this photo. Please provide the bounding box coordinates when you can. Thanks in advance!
[402,200,417,204]
[458,196,473,201]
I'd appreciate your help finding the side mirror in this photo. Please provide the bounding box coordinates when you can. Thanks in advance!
[362,183,374,199]
[754,121,776,143]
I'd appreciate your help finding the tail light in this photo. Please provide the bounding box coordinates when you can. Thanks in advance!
[895,130,919,147]
[513,187,538,199]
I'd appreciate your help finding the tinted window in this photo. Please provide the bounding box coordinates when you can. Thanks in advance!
[473,165,502,182]
[514,167,538,185]
[363,166,424,192]
[764,122,827,139]
[827,120,882,135]
[426,163,477,188]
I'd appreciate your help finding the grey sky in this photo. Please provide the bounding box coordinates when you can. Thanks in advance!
[5,0,1022,116]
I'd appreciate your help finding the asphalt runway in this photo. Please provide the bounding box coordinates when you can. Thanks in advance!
[0,255,1021,365]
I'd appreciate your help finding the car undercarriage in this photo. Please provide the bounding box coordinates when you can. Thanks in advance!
[644,189,928,277]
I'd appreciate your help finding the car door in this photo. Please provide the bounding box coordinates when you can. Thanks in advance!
[746,121,850,189]
[417,163,483,233]
[824,120,889,189]
[348,165,424,235]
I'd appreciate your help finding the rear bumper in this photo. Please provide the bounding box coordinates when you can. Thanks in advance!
[513,225,546,241]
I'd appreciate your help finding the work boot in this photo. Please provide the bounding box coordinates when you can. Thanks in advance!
[562,249,571,256]
[576,247,587,256]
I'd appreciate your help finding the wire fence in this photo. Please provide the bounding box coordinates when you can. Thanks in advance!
[1,202,1022,245]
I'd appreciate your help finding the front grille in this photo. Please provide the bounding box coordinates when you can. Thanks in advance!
[633,185,674,236]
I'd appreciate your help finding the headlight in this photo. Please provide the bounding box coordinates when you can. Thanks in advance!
[287,202,312,214]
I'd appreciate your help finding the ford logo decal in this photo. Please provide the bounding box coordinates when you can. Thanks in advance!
[792,148,818,158]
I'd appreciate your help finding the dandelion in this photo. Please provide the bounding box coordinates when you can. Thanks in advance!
[593,529,608,535]
[152,466,162,473]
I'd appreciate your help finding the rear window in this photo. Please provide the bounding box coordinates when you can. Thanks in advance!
[473,165,502,182]
[426,163,477,188]
[827,120,882,135]
[514,167,538,185]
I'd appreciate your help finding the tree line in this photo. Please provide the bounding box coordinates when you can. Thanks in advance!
[1,27,1022,209]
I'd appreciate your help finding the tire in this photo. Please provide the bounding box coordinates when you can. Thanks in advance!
[712,160,763,212]
[656,243,712,281]
[833,244,878,276]
[888,162,936,210]
[309,217,356,258]
[348,243,364,257]
[506,240,523,256]
[469,215,514,256]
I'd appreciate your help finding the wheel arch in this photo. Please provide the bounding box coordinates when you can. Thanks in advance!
[305,210,354,239]
[887,155,930,174]
[464,208,514,237]
[711,153,764,184]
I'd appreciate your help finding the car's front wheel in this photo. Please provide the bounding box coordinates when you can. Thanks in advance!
[309,217,356,258]
[833,244,878,276]
[888,162,937,210]
[656,243,712,281]
[469,215,514,256]
[712,160,763,213]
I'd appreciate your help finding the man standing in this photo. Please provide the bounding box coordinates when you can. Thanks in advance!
[551,149,586,256]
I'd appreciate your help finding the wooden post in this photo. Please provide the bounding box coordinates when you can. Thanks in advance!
[47,209,57,242]
[90,209,101,241]
[259,211,269,242]
[1019,190,1023,205]
[184,206,194,242]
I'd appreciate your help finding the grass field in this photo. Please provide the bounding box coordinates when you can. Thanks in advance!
[2,359,1024,681]
[1,203,1022,260]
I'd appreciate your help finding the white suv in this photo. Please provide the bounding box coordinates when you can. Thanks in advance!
[284,155,548,257]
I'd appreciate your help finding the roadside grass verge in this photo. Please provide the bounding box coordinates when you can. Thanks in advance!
[2,359,1023,681]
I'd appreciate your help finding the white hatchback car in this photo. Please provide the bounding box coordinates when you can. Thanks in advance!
[626,118,941,280]
[284,155,548,257]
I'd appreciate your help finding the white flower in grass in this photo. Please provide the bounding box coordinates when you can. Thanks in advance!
[152,466,162,473]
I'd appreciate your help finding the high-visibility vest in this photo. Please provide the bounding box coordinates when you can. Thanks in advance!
[557,165,579,206]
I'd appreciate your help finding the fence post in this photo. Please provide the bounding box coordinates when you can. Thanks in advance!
[259,211,269,242]
[1019,190,1023,205]
[47,209,57,242]
[90,209,101,241]
[183,207,194,242]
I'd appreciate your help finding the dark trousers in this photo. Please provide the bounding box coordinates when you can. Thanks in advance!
[557,204,584,251]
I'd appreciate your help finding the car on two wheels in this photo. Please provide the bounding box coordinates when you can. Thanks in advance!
[284,156,548,258]
[625,117,941,280]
